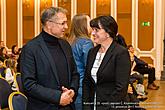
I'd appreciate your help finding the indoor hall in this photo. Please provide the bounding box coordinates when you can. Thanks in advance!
[0,0,165,110]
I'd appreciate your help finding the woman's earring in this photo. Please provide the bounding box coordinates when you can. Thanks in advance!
[106,34,110,38]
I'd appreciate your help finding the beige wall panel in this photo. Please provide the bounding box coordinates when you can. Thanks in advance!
[117,0,131,13]
[138,0,154,51]
[23,0,34,16]
[40,0,52,31]
[58,0,71,34]
[117,14,132,45]
[139,56,153,64]
[96,0,111,16]
[23,16,34,44]
[40,0,52,12]
[77,0,90,16]
[6,0,17,49]
[23,0,34,44]
[117,0,132,45]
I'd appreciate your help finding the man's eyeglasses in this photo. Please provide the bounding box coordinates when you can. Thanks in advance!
[48,20,67,26]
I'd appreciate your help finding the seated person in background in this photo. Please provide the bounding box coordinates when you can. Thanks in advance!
[11,45,19,60]
[0,41,5,49]
[16,48,22,72]
[127,45,159,90]
[0,47,9,62]
[128,49,147,102]
[126,84,146,110]
[4,58,17,91]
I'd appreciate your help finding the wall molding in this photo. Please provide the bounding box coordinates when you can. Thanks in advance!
[154,0,164,79]
[17,0,23,48]
[1,0,6,45]
[111,0,117,20]
[71,0,77,19]
[90,0,96,19]
[34,0,40,37]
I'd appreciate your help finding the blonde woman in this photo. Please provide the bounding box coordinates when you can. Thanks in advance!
[4,58,17,91]
[68,14,94,110]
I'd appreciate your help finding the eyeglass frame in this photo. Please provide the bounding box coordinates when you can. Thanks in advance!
[48,20,67,26]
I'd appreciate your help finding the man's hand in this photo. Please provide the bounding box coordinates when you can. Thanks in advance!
[68,89,75,99]
[60,90,73,106]
[148,64,154,68]
[62,86,75,98]
[59,86,75,106]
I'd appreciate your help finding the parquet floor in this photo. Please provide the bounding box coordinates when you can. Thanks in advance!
[140,80,165,110]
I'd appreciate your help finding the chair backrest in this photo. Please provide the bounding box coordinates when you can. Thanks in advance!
[14,73,24,93]
[0,67,6,78]
[8,92,27,110]
[0,76,12,109]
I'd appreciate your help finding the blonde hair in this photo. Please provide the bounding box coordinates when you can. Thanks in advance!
[4,59,17,72]
[68,14,90,44]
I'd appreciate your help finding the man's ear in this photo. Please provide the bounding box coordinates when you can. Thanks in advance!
[46,21,52,30]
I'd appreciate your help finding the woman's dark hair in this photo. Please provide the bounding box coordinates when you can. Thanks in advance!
[90,15,118,39]
[11,45,18,55]
[115,34,127,48]
[127,44,133,50]
[0,47,5,56]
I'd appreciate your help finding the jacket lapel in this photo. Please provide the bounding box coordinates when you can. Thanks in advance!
[88,45,100,71]
[38,36,60,85]
[87,45,100,84]
[58,39,71,83]
[97,41,116,74]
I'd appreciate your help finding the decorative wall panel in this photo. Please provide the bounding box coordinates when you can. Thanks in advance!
[23,0,34,44]
[117,0,132,45]
[138,0,154,51]
[6,0,17,48]
[77,0,90,16]
[96,0,111,16]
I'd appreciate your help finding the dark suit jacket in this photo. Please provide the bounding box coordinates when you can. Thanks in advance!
[20,32,79,110]
[83,41,131,110]
[134,55,148,67]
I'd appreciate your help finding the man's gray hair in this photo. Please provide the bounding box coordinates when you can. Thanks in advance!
[41,7,67,26]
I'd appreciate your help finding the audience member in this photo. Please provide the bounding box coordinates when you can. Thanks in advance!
[0,47,9,62]
[16,48,22,72]
[0,41,5,49]
[127,45,159,90]
[11,45,19,60]
[4,58,17,91]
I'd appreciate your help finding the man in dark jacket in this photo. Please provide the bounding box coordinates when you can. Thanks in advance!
[127,45,159,90]
[20,7,79,110]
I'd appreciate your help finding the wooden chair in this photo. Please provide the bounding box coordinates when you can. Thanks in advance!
[0,66,6,78]
[8,92,27,110]
[14,73,24,93]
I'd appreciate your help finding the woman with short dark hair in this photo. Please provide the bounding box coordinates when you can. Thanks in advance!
[83,16,131,110]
